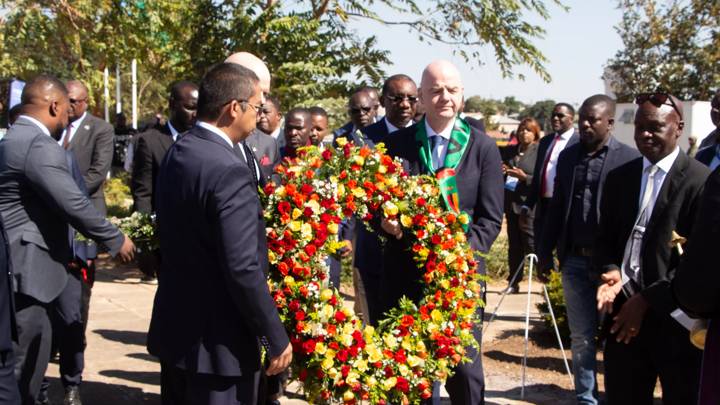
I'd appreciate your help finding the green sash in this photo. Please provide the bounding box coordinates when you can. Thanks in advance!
[416,116,471,230]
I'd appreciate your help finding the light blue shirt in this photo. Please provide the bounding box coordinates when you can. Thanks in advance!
[710,145,720,171]
[424,119,453,171]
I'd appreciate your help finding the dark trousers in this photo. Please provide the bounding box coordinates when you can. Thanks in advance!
[505,208,535,287]
[13,294,52,405]
[358,268,382,325]
[137,249,161,279]
[51,268,91,387]
[0,350,20,405]
[604,303,702,405]
[161,364,260,405]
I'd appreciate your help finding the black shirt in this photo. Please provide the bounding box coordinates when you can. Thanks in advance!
[568,144,608,249]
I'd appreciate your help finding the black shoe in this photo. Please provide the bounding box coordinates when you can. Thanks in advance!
[35,398,51,405]
[140,275,158,285]
[503,285,519,294]
[64,386,82,405]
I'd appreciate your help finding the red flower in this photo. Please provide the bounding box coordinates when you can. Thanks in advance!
[295,311,306,321]
[395,376,409,393]
[394,349,407,363]
[322,149,332,161]
[301,183,314,195]
[431,235,442,245]
[334,311,347,323]
[289,300,301,312]
[400,315,415,328]
[298,368,308,381]
[337,349,349,362]
[278,201,291,215]
[328,341,340,350]
[302,339,316,354]
[304,245,317,256]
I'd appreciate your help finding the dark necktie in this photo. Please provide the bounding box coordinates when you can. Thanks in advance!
[62,123,73,150]
[234,142,259,188]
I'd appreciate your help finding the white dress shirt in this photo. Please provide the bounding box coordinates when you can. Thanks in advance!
[638,146,680,220]
[384,117,412,135]
[197,122,260,180]
[18,115,51,137]
[425,119,454,171]
[542,127,575,198]
[168,121,181,142]
[57,112,87,146]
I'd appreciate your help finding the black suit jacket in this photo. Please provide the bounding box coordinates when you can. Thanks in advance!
[695,145,716,167]
[500,143,539,206]
[673,167,720,318]
[147,125,289,377]
[131,124,174,214]
[245,129,280,181]
[0,216,15,353]
[381,121,504,308]
[594,151,710,315]
[525,130,579,209]
[67,113,115,215]
[538,137,640,266]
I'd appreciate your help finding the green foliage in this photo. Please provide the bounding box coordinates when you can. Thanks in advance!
[536,270,570,342]
[519,99,557,133]
[605,0,720,101]
[104,174,132,218]
[485,233,509,279]
[0,0,562,118]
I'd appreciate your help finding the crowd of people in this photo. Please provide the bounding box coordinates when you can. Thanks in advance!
[0,49,718,405]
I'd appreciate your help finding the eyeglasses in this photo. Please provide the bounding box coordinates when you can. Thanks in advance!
[69,98,87,105]
[350,106,373,115]
[385,95,418,104]
[226,99,264,115]
[635,92,683,120]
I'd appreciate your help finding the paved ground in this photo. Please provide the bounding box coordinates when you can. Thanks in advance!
[44,258,577,404]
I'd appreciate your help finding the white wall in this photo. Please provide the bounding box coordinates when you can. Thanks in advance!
[612,101,714,150]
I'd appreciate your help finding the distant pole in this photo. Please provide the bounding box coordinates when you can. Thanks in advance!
[103,67,110,122]
[131,59,137,130]
[115,65,122,115]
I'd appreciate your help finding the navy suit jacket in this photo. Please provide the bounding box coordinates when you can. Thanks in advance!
[381,121,504,309]
[147,125,289,377]
[525,130,579,209]
[695,145,716,167]
[538,137,640,267]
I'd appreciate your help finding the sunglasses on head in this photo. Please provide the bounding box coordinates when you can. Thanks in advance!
[635,92,683,120]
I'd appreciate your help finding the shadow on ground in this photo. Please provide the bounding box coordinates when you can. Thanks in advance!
[486,384,576,404]
[44,376,160,404]
[485,350,571,375]
[94,329,147,347]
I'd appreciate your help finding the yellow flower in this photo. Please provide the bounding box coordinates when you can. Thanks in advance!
[328,367,339,379]
[306,199,320,213]
[320,289,333,301]
[378,164,387,174]
[459,212,470,225]
[326,349,336,359]
[366,345,383,362]
[353,359,369,372]
[365,376,378,388]
[418,247,430,258]
[427,322,439,333]
[440,279,450,290]
[415,341,427,353]
[268,250,277,264]
[383,377,398,391]
[383,333,398,350]
[363,325,375,341]
[322,358,334,370]
[427,222,436,233]
[386,176,398,187]
[300,223,313,241]
[275,186,286,197]
[315,342,327,355]
[336,137,348,147]
[320,304,334,322]
[327,222,339,234]
[352,187,365,198]
[383,201,399,217]
[353,155,365,166]
[284,276,295,287]
[401,339,413,351]
[343,390,355,402]
[342,333,354,347]
[292,208,302,219]
[445,253,457,264]
[347,371,360,384]
[289,221,302,232]
[337,184,345,198]
[407,355,423,368]
[400,214,413,228]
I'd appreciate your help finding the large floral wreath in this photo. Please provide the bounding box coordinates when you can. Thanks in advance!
[262,137,484,404]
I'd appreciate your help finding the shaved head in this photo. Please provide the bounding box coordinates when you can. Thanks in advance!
[225,52,271,94]
[21,75,68,106]
[20,75,70,139]
[419,60,464,130]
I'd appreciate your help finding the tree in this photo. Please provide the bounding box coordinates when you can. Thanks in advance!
[0,0,564,121]
[604,0,720,101]
[519,99,557,132]
[501,96,525,116]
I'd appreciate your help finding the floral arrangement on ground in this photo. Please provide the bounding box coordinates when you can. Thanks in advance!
[262,138,484,404]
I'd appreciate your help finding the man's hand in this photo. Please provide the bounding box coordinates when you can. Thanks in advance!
[597,270,623,314]
[506,167,528,182]
[266,342,292,376]
[610,293,648,344]
[117,235,135,263]
[340,240,353,258]
[381,218,403,240]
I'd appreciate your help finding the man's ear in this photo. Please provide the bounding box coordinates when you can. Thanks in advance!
[607,118,615,130]
[677,120,685,132]
[49,100,59,117]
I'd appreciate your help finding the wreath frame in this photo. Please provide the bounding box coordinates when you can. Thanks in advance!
[262,138,484,405]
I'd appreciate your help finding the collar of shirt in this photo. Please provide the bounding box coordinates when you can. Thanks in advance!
[424,119,454,140]
[59,112,87,146]
[557,127,574,140]
[270,126,282,140]
[197,121,234,148]
[642,145,680,176]
[384,117,412,134]
[167,121,180,141]
[17,115,51,137]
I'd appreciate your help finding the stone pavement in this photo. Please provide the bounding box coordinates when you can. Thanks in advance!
[44,258,574,404]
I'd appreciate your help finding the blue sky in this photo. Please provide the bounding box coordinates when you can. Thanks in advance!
[347,0,624,106]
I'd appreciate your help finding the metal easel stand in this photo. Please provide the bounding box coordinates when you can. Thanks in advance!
[483,254,573,400]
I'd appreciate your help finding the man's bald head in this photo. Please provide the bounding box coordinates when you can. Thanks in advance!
[225,52,271,94]
[20,75,70,139]
[419,60,464,129]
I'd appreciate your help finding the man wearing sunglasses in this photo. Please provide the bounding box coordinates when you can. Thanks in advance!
[595,92,709,404]
[333,88,378,146]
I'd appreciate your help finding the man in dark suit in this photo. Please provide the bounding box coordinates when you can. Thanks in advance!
[256,95,284,147]
[382,60,504,405]
[538,95,639,404]
[60,80,115,216]
[351,74,418,324]
[334,89,377,146]
[695,142,719,169]
[132,81,198,214]
[699,89,719,149]
[672,167,720,404]
[245,125,280,181]
[596,93,709,404]
[0,216,19,404]
[522,103,579,270]
[0,75,135,405]
[147,63,291,405]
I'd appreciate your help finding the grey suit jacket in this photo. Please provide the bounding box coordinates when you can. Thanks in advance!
[0,117,124,303]
[245,129,280,181]
[67,113,115,215]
